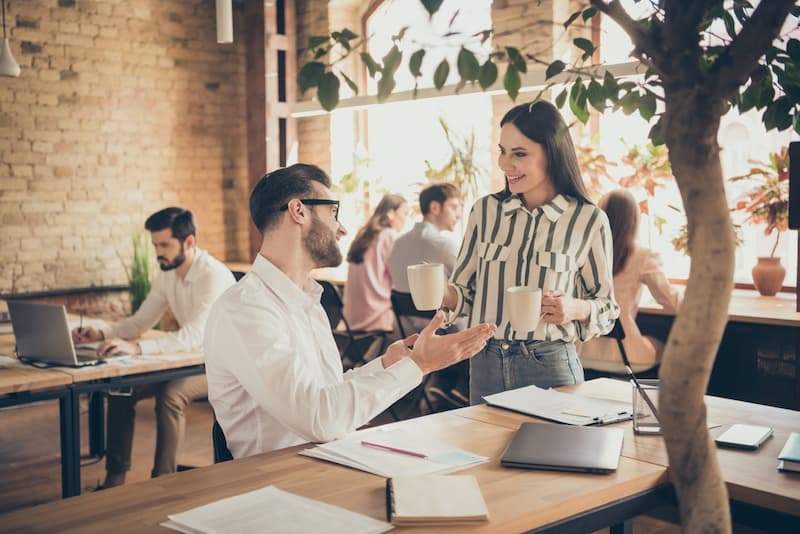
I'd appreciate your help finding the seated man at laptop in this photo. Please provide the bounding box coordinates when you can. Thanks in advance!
[204,164,496,458]
[72,207,235,488]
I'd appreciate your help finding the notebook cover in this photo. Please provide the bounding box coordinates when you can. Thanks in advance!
[778,432,800,462]
[386,475,489,525]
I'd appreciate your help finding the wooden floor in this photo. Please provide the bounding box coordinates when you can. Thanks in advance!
[0,394,681,532]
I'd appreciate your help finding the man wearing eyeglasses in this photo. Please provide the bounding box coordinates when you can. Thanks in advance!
[204,163,497,458]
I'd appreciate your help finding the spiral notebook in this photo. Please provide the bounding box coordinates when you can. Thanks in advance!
[385,475,489,526]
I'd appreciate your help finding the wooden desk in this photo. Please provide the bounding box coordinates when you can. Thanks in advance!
[639,288,800,327]
[0,328,205,499]
[455,378,800,526]
[0,411,669,533]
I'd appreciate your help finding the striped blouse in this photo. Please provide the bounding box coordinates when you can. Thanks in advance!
[450,193,619,343]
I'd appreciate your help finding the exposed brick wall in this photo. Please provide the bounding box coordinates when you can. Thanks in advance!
[0,0,250,295]
[295,0,330,172]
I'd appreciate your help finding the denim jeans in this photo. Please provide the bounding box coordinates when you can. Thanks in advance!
[469,338,584,405]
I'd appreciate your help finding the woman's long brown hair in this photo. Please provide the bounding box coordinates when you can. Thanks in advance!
[347,194,407,264]
[598,189,639,276]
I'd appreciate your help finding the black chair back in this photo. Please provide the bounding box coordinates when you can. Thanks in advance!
[318,279,347,331]
[390,290,435,338]
[606,320,633,368]
[212,418,233,463]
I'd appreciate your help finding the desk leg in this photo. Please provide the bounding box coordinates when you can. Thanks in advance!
[88,392,105,457]
[610,520,632,534]
[59,391,81,498]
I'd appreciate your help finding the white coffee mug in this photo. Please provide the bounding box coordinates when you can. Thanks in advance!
[505,286,542,333]
[407,263,445,311]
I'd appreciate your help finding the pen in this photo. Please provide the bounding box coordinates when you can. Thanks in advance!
[361,440,427,458]
[627,365,660,422]
[78,312,84,334]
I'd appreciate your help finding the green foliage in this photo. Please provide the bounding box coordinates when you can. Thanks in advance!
[124,233,151,314]
[423,117,487,201]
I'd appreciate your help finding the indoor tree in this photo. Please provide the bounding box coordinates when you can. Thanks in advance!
[300,1,800,531]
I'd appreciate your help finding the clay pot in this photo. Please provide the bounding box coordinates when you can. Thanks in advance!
[751,257,785,296]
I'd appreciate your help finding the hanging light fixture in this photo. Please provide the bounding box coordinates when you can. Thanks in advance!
[0,0,20,78]
[216,0,233,44]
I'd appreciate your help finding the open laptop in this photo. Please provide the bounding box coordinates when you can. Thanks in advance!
[500,422,624,474]
[8,301,101,367]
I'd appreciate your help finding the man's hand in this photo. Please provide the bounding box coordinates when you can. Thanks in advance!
[541,291,591,325]
[72,326,104,343]
[97,338,142,357]
[410,311,496,375]
[381,334,419,369]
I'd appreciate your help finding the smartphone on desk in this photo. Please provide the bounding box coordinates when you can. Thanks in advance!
[715,424,773,450]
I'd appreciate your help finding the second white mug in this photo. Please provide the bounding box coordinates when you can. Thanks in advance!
[407,263,445,311]
[505,286,542,333]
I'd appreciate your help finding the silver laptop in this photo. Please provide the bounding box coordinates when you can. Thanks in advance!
[501,422,624,474]
[8,301,101,367]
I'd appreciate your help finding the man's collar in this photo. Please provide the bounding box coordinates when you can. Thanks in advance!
[182,248,204,284]
[502,194,569,222]
[252,254,321,313]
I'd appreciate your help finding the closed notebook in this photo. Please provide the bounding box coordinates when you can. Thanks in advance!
[778,432,800,472]
[386,475,489,525]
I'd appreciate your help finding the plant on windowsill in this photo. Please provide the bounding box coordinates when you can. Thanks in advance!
[423,116,488,204]
[729,147,789,296]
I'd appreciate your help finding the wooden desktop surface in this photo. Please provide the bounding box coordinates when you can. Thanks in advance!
[455,378,800,517]
[639,288,800,327]
[0,410,668,533]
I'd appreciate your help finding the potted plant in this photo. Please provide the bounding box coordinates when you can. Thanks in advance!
[116,232,152,314]
[730,147,790,296]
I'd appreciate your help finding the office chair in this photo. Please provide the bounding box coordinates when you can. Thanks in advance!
[389,290,470,416]
[317,280,390,370]
[212,418,233,463]
[582,321,659,380]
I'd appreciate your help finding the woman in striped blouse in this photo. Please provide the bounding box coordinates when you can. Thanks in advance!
[443,101,619,404]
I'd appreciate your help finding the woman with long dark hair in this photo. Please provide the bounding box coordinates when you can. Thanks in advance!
[343,194,409,332]
[579,189,680,374]
[443,100,619,403]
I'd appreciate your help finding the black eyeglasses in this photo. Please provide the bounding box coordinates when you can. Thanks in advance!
[280,198,340,220]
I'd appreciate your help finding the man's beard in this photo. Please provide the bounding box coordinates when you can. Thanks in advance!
[304,214,342,268]
[157,243,186,271]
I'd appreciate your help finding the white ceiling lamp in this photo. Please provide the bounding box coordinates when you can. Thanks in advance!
[216,0,233,44]
[0,0,20,77]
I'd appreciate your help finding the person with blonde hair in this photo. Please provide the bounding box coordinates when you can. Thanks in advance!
[578,189,681,374]
[343,194,409,333]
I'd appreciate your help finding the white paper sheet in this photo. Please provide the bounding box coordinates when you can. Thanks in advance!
[162,485,392,534]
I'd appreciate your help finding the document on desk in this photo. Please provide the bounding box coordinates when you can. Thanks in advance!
[484,384,632,426]
[162,485,392,534]
[300,427,488,478]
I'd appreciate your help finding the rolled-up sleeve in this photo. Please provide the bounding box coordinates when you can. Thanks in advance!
[575,212,619,342]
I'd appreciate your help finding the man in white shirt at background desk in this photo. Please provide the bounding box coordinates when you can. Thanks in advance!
[72,207,235,488]
[204,164,495,458]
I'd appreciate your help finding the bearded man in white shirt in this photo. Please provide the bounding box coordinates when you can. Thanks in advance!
[72,207,235,488]
[204,164,496,459]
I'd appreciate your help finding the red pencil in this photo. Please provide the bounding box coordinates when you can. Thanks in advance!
[360,440,427,458]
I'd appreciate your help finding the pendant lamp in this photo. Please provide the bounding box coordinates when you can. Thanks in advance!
[216,0,233,44]
[0,0,20,78]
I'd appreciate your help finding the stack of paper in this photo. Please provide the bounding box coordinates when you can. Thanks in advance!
[300,427,488,477]
[483,384,632,425]
[162,485,392,534]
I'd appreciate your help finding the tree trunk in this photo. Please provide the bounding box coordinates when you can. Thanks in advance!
[660,91,734,533]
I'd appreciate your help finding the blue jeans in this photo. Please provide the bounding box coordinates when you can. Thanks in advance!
[469,338,584,405]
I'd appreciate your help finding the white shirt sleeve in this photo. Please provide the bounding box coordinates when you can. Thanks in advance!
[138,270,233,354]
[212,301,423,444]
[103,276,168,342]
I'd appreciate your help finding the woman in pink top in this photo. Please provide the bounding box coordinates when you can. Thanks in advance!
[343,194,409,332]
[578,190,681,374]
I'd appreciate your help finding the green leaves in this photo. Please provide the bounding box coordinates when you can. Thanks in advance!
[478,60,498,90]
[297,61,325,95]
[504,64,521,101]
[317,71,340,111]
[409,49,425,78]
[331,28,358,51]
[457,47,480,82]
[573,38,595,61]
[587,79,605,111]
[545,60,566,80]
[505,47,527,73]
[569,77,589,124]
[433,59,450,89]
[377,45,402,102]
[307,35,329,50]
[421,0,444,16]
[360,52,380,78]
